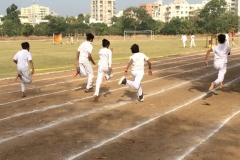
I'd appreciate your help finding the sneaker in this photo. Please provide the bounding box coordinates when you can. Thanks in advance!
[118,76,126,85]
[85,88,93,93]
[93,95,98,102]
[138,94,144,102]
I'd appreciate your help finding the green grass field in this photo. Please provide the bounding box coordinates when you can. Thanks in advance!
[0,36,237,79]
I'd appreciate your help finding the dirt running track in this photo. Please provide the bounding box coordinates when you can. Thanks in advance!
[0,48,240,160]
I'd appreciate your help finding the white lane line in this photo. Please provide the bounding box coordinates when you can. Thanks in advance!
[177,110,240,160]
[0,52,206,89]
[0,55,208,95]
[1,59,240,122]
[1,64,240,146]
[0,71,211,145]
[0,55,215,106]
[0,65,210,122]
[1,47,240,86]
[66,76,240,160]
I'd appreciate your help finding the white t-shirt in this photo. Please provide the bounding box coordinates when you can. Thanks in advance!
[13,49,32,71]
[191,35,195,41]
[130,52,149,71]
[98,48,112,68]
[181,35,187,41]
[225,34,229,41]
[213,43,231,63]
[77,41,93,63]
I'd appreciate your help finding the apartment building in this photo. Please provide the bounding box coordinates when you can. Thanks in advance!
[152,0,203,22]
[91,0,116,25]
[140,3,158,16]
[19,1,57,25]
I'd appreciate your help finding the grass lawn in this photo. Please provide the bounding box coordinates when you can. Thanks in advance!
[0,36,235,79]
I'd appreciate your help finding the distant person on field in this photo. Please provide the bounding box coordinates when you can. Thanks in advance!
[118,44,152,102]
[93,39,113,102]
[74,33,96,93]
[71,35,74,44]
[181,34,187,48]
[190,33,196,48]
[13,42,35,98]
[225,31,229,45]
[205,34,231,91]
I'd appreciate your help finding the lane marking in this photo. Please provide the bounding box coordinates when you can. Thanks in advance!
[177,110,240,160]
[0,54,210,95]
[0,53,206,88]
[1,65,240,147]
[66,77,240,160]
[1,55,240,106]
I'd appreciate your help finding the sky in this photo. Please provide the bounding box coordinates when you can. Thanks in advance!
[0,0,202,17]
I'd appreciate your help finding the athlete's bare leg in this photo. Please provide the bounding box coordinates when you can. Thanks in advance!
[219,82,223,88]
[209,82,216,91]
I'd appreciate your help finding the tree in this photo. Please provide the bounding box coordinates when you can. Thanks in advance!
[22,24,34,36]
[44,15,67,35]
[122,7,151,31]
[2,3,22,36]
[84,14,91,24]
[77,14,85,23]
[90,23,108,35]
[199,0,228,34]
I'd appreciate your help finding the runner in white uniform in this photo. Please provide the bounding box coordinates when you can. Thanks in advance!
[93,39,113,102]
[205,34,231,91]
[13,42,34,98]
[75,33,96,93]
[118,44,152,102]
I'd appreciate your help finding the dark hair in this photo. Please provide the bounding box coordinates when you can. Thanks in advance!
[218,34,226,44]
[102,39,110,47]
[86,33,94,41]
[130,44,139,53]
[21,42,30,49]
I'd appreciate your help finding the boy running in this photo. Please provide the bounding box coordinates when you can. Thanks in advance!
[13,42,34,98]
[181,34,187,48]
[93,39,113,102]
[118,44,152,102]
[74,33,96,93]
[205,34,231,91]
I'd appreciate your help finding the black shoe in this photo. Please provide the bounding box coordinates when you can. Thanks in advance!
[138,94,144,102]
[118,76,126,85]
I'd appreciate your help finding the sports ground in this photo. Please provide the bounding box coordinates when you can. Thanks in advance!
[0,39,240,159]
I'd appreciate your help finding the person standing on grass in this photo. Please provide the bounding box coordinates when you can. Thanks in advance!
[13,42,34,98]
[181,34,187,48]
[190,33,196,48]
[225,31,229,45]
[205,34,231,91]
[74,33,96,93]
[118,44,152,102]
[93,39,113,102]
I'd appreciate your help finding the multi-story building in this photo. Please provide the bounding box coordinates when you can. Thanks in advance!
[152,0,203,22]
[91,0,116,25]
[19,1,57,25]
[139,3,158,17]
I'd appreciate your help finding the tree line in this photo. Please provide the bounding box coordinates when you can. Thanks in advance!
[0,0,238,37]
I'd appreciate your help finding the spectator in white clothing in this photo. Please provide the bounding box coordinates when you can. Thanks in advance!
[205,34,231,91]
[225,31,229,45]
[13,42,35,98]
[181,34,187,48]
[190,33,196,48]
[93,39,113,102]
[118,44,152,102]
